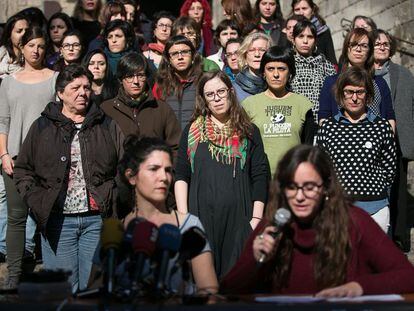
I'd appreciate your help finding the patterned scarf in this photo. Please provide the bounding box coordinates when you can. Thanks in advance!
[311,16,328,36]
[187,115,247,173]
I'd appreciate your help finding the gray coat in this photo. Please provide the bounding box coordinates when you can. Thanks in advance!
[390,61,414,160]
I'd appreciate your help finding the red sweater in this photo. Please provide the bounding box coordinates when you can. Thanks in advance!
[221,206,414,295]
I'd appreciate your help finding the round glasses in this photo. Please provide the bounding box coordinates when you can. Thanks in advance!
[204,88,229,102]
[124,73,146,83]
[374,42,391,50]
[284,182,323,199]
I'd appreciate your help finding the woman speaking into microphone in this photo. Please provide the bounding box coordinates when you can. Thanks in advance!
[221,145,414,297]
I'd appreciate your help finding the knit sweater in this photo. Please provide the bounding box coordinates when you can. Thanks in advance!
[221,206,414,295]
[317,115,396,202]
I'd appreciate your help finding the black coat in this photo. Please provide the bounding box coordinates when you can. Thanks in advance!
[13,101,123,232]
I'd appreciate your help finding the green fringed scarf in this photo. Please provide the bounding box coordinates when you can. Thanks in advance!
[187,115,247,173]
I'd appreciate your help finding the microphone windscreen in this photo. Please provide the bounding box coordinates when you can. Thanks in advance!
[274,208,291,226]
[179,226,206,261]
[157,224,181,255]
[101,218,124,251]
[124,217,146,245]
[132,221,158,256]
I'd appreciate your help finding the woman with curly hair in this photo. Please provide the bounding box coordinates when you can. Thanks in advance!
[180,0,214,56]
[221,144,414,296]
[175,70,269,277]
[153,35,203,129]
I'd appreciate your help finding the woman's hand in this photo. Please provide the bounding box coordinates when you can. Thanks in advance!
[2,154,14,175]
[253,226,278,263]
[249,218,261,230]
[315,281,363,298]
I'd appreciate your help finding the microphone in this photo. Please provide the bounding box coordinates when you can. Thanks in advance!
[122,217,146,255]
[171,226,207,281]
[154,224,181,293]
[100,218,124,294]
[131,221,158,283]
[258,208,291,263]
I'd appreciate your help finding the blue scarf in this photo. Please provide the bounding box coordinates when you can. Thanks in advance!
[104,47,130,77]
[235,68,267,95]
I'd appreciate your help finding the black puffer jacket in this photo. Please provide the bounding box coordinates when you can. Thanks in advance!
[13,101,124,232]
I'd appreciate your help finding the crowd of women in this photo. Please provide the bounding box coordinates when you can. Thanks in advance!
[0,0,414,298]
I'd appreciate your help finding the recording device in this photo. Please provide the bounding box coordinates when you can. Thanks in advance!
[154,224,182,294]
[131,220,158,283]
[100,218,124,294]
[258,208,291,263]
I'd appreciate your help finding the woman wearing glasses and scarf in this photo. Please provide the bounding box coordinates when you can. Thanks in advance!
[175,70,269,278]
[317,67,396,232]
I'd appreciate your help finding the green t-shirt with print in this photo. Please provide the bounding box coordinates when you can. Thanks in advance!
[242,92,312,175]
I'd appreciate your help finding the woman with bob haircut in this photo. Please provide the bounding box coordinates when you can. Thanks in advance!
[317,66,396,232]
[207,19,240,69]
[233,32,273,102]
[53,30,84,72]
[291,20,336,123]
[242,45,314,175]
[0,13,29,80]
[221,144,414,296]
[175,70,269,278]
[0,26,58,289]
[153,35,203,129]
[291,0,336,65]
[102,19,135,76]
[101,51,181,151]
[14,64,123,293]
[180,0,214,56]
[318,28,395,131]
[82,49,118,106]
[254,0,288,47]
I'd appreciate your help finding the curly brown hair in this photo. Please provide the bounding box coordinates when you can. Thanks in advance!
[192,70,253,139]
[265,144,351,291]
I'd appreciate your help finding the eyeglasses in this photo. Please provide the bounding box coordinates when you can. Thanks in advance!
[181,31,197,39]
[169,49,192,59]
[62,43,82,50]
[374,42,391,49]
[156,23,172,29]
[247,47,267,55]
[349,42,369,51]
[225,51,238,58]
[284,182,323,199]
[124,73,146,83]
[204,88,229,101]
[343,89,366,99]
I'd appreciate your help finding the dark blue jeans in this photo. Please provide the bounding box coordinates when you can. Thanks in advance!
[41,213,102,293]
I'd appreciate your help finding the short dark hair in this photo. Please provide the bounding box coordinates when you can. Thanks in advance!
[260,46,296,87]
[61,29,84,49]
[214,19,240,47]
[225,37,243,50]
[373,29,397,58]
[152,11,176,32]
[116,51,149,80]
[292,19,317,39]
[172,16,201,49]
[103,19,135,50]
[334,66,374,107]
[56,63,93,94]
